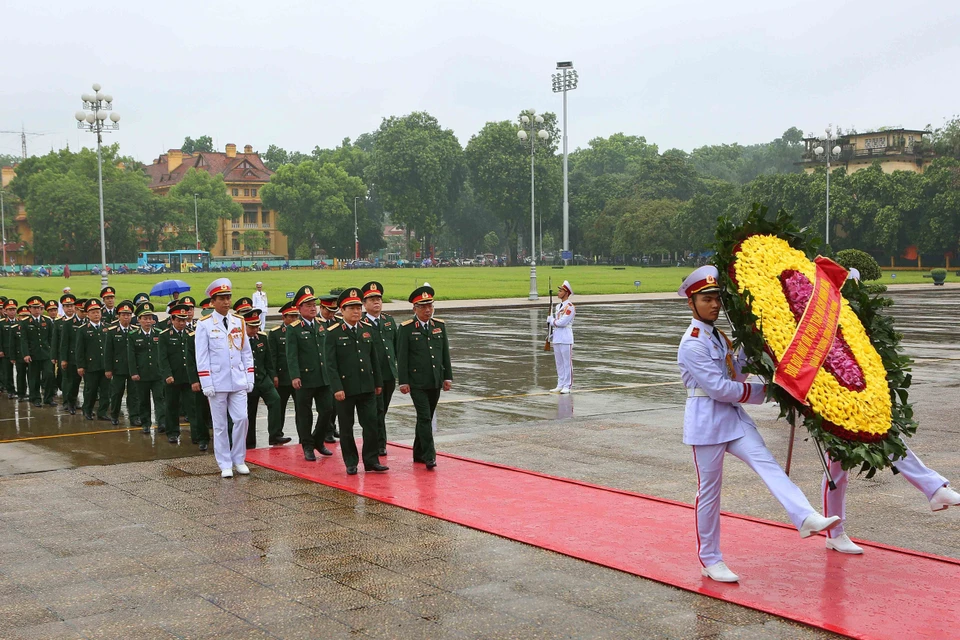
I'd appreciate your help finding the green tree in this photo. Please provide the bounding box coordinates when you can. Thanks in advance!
[167,168,243,250]
[0,153,20,168]
[674,181,739,252]
[181,135,214,154]
[367,112,464,257]
[260,160,366,259]
[241,229,268,259]
[611,198,681,260]
[930,116,960,160]
[483,231,500,254]
[261,145,311,171]
[23,170,99,262]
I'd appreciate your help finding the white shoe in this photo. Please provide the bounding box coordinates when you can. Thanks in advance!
[826,534,863,555]
[701,561,739,583]
[930,485,960,511]
[549,386,562,393]
[221,469,234,479]
[559,388,571,394]
[235,464,250,475]
[799,513,841,538]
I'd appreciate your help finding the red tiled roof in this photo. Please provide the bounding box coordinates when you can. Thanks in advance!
[144,148,273,190]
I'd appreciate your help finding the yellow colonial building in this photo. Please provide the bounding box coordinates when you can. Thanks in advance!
[0,165,35,265]
[800,128,935,175]
[144,143,288,258]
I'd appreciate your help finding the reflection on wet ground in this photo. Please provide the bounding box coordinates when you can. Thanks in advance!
[2,288,958,474]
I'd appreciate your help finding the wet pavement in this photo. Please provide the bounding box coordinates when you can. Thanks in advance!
[1,289,959,638]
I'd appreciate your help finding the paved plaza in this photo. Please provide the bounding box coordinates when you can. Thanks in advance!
[2,290,959,638]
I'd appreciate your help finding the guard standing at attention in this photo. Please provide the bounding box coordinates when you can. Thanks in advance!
[547,280,576,394]
[194,278,255,478]
[362,281,398,457]
[159,303,194,444]
[74,298,109,420]
[397,286,452,470]
[286,285,333,461]
[324,288,385,475]
[242,308,286,448]
[21,295,57,407]
[105,300,138,425]
[128,302,166,434]
[676,265,840,583]
[269,301,299,439]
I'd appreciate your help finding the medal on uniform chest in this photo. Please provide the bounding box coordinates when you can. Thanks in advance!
[228,326,244,350]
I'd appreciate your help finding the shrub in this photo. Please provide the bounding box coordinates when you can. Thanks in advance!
[931,268,947,278]
[835,249,881,281]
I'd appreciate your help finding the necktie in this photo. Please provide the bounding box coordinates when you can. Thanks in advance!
[222,317,228,330]
[712,327,723,350]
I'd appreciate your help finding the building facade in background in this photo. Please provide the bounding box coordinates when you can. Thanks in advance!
[800,128,935,175]
[0,165,34,265]
[144,143,288,259]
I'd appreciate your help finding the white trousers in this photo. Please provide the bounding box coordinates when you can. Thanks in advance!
[823,444,948,538]
[692,424,816,567]
[553,343,573,390]
[210,390,249,471]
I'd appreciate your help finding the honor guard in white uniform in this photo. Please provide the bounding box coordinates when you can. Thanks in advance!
[194,278,255,478]
[676,265,840,583]
[547,280,575,394]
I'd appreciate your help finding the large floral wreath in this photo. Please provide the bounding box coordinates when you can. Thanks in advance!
[713,204,916,475]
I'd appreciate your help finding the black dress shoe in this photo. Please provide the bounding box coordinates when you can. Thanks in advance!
[269,436,292,445]
[98,415,110,421]
[6,393,15,399]
[157,425,166,433]
[111,418,119,425]
[167,436,179,444]
[84,413,94,420]
[413,457,425,464]
[132,418,142,426]
[18,397,27,403]
[45,401,57,407]
[33,402,41,407]
[378,448,387,456]
[346,466,358,475]
[68,406,77,415]
[426,460,437,470]
[367,463,390,472]
[199,442,208,451]
[142,425,151,434]
[323,435,336,443]
[303,447,317,462]
[317,445,333,457]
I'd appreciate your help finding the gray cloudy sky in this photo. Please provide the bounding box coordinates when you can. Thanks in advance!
[4,1,959,162]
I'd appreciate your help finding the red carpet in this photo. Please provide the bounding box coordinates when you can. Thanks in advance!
[246,443,960,639]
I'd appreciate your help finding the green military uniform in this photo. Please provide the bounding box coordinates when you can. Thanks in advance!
[100,286,118,327]
[0,313,10,394]
[185,329,211,449]
[57,296,83,414]
[20,297,56,406]
[361,281,399,456]
[244,310,283,448]
[324,291,384,473]
[8,306,28,400]
[74,300,109,420]
[158,305,194,442]
[286,286,333,459]
[317,296,341,443]
[128,304,166,433]
[397,286,452,467]
[104,315,140,424]
[268,303,298,436]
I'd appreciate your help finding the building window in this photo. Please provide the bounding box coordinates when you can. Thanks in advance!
[251,188,257,197]
[244,189,249,196]
[261,210,270,226]
[864,136,886,150]
[231,232,240,251]
[232,188,239,196]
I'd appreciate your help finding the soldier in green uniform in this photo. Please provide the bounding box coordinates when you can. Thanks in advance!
[317,294,341,443]
[131,293,150,327]
[21,295,56,407]
[286,285,333,461]
[56,293,83,414]
[186,311,211,451]
[242,309,287,448]
[324,288,385,475]
[397,286,453,470]
[269,301,299,438]
[361,281,398,457]
[104,300,139,425]
[233,297,254,315]
[181,296,197,332]
[0,299,15,397]
[75,298,110,420]
[0,296,9,395]
[128,302,166,434]
[159,304,193,444]
[100,286,118,326]
[8,303,29,401]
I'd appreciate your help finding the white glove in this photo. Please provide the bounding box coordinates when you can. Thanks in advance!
[203,387,215,398]
[547,317,555,326]
[247,383,254,393]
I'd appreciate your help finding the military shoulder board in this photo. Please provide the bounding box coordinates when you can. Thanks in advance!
[400,319,415,326]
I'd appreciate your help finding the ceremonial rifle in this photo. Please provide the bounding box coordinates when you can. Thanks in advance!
[544,277,553,351]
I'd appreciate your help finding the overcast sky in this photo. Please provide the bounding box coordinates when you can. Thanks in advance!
[3,1,959,163]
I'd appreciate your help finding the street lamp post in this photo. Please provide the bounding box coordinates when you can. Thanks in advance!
[552,62,578,265]
[812,124,842,247]
[517,110,550,301]
[194,194,200,250]
[74,83,120,289]
[353,196,360,261]
[0,188,6,275]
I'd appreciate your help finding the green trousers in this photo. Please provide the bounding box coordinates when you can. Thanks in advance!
[376,379,396,451]
[335,391,380,469]
[82,370,109,418]
[164,382,193,438]
[190,391,211,445]
[62,365,81,409]
[134,379,166,428]
[109,374,140,422]
[410,387,441,463]
[294,385,332,450]
[0,358,10,393]
[13,361,27,398]
[28,359,54,404]
[247,379,282,448]
[277,384,295,434]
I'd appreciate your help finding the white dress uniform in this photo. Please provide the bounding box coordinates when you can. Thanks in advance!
[195,279,255,473]
[252,288,268,331]
[677,266,828,572]
[548,280,575,392]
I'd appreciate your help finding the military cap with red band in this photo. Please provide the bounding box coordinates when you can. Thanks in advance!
[60,293,77,305]
[242,309,262,325]
[233,297,254,312]
[4,298,17,309]
[116,300,135,314]
[169,304,191,319]
[337,288,363,308]
[361,281,384,300]
[26,295,44,307]
[408,285,435,305]
[318,295,338,311]
[84,298,103,312]
[100,286,116,298]
[294,285,317,307]
[280,301,299,315]
[46,300,58,311]
[205,278,232,298]
[677,265,722,298]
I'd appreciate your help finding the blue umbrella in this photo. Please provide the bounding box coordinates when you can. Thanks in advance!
[150,279,191,297]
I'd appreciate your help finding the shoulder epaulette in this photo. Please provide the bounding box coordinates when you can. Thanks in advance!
[258,331,266,336]
[401,318,415,326]
[269,325,282,332]
[433,317,444,324]
[160,328,170,334]
[291,320,301,327]
[328,323,340,331]
[229,310,243,318]
[199,315,213,322]
[188,331,195,337]
[106,325,118,331]
[360,319,372,326]
[56,314,65,321]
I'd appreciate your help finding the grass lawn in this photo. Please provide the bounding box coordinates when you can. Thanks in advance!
[0,266,948,304]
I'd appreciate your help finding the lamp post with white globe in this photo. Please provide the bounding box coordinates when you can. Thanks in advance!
[517,111,550,300]
[812,124,842,247]
[74,83,120,288]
